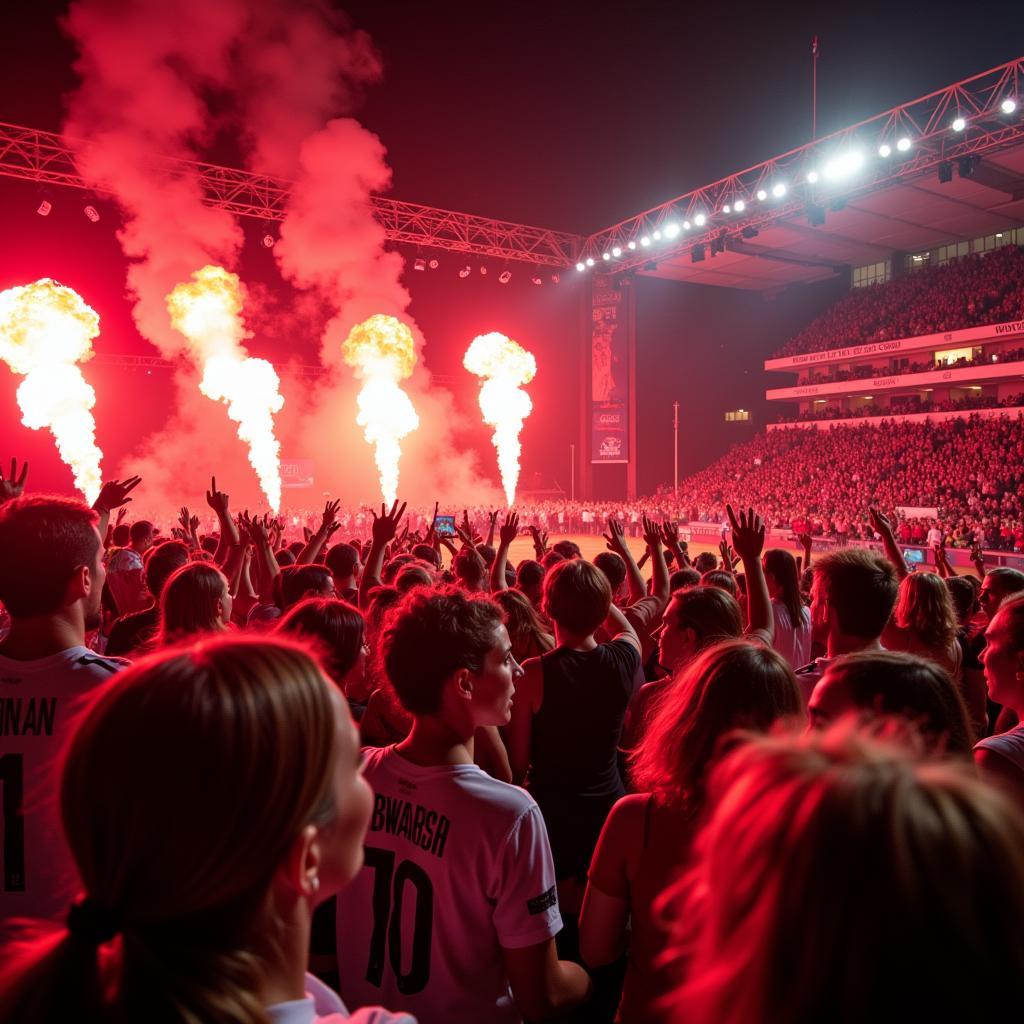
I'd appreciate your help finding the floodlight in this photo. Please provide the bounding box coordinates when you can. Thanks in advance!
[722,204,731,214]
[952,116,966,131]
[772,182,787,198]
[652,230,662,240]
[1002,98,1017,114]
[896,137,912,152]
[806,170,820,183]
[756,188,767,201]
[640,236,650,246]
[499,270,512,283]
[683,220,692,230]
[627,240,637,250]
[664,222,680,238]
[823,151,864,180]
[733,199,745,211]
[611,246,622,257]
[602,252,611,261]
[575,262,586,272]
[694,212,706,226]
[586,257,595,267]
[878,143,892,157]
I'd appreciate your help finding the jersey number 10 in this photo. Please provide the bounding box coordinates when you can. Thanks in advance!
[364,845,433,995]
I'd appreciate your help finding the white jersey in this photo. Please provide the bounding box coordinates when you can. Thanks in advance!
[337,747,562,1024]
[0,646,128,939]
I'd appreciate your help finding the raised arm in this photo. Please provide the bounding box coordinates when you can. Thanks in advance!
[490,510,519,593]
[869,507,908,581]
[641,514,670,608]
[205,476,239,565]
[660,520,690,568]
[602,517,646,606]
[604,601,641,651]
[485,509,499,549]
[0,458,29,504]
[242,513,280,605]
[970,539,986,578]
[359,500,407,608]
[529,524,549,561]
[727,503,774,642]
[297,499,341,564]
[92,475,142,540]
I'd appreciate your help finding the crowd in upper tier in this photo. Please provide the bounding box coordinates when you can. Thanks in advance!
[780,391,1024,423]
[3,456,1024,1024]
[772,243,1024,358]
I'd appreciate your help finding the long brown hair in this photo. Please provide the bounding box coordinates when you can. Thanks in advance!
[629,639,801,813]
[494,589,554,662]
[894,571,957,650]
[156,561,228,646]
[0,635,340,1024]
[763,548,805,628]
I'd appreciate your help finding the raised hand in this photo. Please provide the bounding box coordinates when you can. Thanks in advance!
[641,514,662,552]
[94,475,142,513]
[0,458,28,502]
[660,520,680,548]
[797,531,812,552]
[499,510,520,546]
[719,540,738,571]
[205,476,230,517]
[868,507,894,537]
[603,517,628,556]
[115,506,129,526]
[371,499,407,546]
[529,524,549,557]
[320,498,341,533]
[726,504,766,563]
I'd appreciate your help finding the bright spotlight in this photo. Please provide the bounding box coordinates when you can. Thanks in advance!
[771,182,787,198]
[586,257,595,267]
[952,116,966,132]
[612,246,622,257]
[1002,97,1018,114]
[896,137,912,152]
[459,266,472,278]
[733,199,745,212]
[683,220,691,230]
[822,150,864,180]
[694,212,706,226]
[575,262,586,272]
[627,240,637,250]
[499,270,512,284]
[602,252,611,261]
[756,188,767,201]
[722,204,731,214]
[652,230,662,240]
[806,170,820,183]
[640,236,651,246]
[878,143,892,157]
[664,222,680,238]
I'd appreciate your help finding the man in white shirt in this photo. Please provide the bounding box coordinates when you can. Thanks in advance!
[336,576,590,1024]
[106,519,157,615]
[0,483,136,938]
[926,521,944,549]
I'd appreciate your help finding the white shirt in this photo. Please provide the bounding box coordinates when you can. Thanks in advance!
[771,599,813,670]
[0,646,128,939]
[106,546,149,615]
[265,974,416,1024]
[926,527,943,547]
[337,747,562,1024]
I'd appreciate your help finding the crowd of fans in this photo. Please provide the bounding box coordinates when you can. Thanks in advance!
[780,391,1024,423]
[773,243,1024,358]
[795,344,1024,386]
[3,452,1024,1024]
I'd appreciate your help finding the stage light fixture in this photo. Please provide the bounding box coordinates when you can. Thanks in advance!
[428,258,439,269]
[262,233,275,248]
[937,160,953,184]
[498,270,512,284]
[683,220,692,230]
[627,240,637,250]
[694,212,706,226]
[586,257,595,267]
[640,236,650,246]
[878,143,892,157]
[576,262,586,272]
[550,273,560,283]
[643,259,657,271]
[612,246,622,257]
[652,230,662,240]
[413,257,426,271]
[741,226,759,238]
[771,182,787,198]
[722,204,731,214]
[531,274,543,285]
[807,203,826,226]
[691,244,705,263]
[36,200,52,216]
[733,199,745,212]
[84,205,100,223]
[480,266,488,275]
[806,170,820,183]
[896,137,912,152]
[1002,98,1017,114]
[664,222,680,238]
[756,188,767,201]
[823,150,864,180]
[958,155,980,179]
[952,116,966,131]
[459,266,472,278]
[602,252,611,261]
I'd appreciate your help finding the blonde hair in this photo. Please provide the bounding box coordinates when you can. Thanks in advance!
[0,635,340,1024]
[894,571,957,650]
[666,722,1024,1024]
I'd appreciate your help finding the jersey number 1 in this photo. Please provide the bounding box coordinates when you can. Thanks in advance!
[0,753,25,892]
[364,845,433,994]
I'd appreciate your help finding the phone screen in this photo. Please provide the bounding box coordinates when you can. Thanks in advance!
[435,515,457,537]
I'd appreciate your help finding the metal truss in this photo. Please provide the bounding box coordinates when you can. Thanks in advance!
[0,121,581,267]
[580,55,1024,270]
[88,352,454,386]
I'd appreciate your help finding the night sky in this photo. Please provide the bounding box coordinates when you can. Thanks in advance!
[0,2,1021,501]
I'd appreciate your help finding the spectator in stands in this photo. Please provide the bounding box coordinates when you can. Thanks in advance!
[763,548,812,668]
[154,561,232,647]
[325,542,361,604]
[809,650,973,754]
[882,572,963,680]
[666,723,1024,1024]
[580,640,801,1023]
[0,635,412,1024]
[494,588,555,663]
[979,567,1024,621]
[105,518,156,615]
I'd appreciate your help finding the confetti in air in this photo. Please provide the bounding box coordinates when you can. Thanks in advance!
[341,314,420,506]
[463,332,537,504]
[166,265,285,511]
[0,279,104,502]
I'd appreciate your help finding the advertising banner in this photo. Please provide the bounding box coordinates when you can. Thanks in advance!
[280,458,314,489]
[590,277,629,464]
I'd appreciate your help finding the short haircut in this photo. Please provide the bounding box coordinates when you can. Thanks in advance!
[129,520,154,544]
[701,569,739,598]
[985,567,1024,601]
[668,585,744,648]
[325,542,360,580]
[395,562,435,593]
[275,597,365,682]
[476,544,496,567]
[813,548,898,640]
[280,564,334,609]
[693,551,718,574]
[412,543,442,569]
[552,539,581,560]
[540,550,565,571]
[382,586,503,715]
[0,496,99,617]
[275,548,296,567]
[382,554,416,585]
[201,535,218,555]
[543,558,611,635]
[516,559,545,592]
[144,540,190,598]
[112,524,131,547]
[453,546,486,587]
[593,551,627,593]
[671,567,702,592]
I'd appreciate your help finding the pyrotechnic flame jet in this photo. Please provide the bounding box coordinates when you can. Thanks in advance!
[341,315,420,506]
[463,332,537,505]
[0,279,104,502]
[166,266,284,511]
